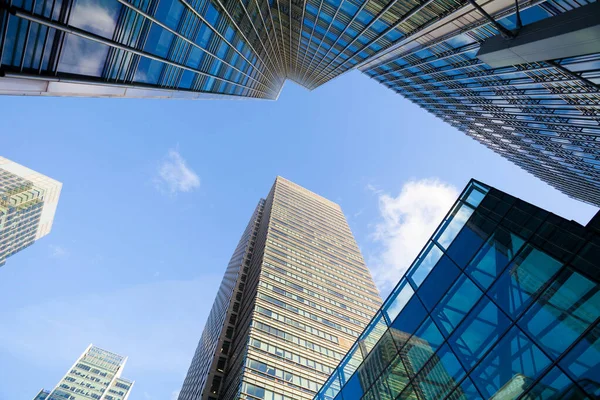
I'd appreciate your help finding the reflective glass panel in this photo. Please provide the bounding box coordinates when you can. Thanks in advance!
[471,326,551,399]
[465,227,525,290]
[559,324,600,397]
[432,273,483,337]
[519,267,599,358]
[448,296,511,370]
[417,256,461,311]
[488,245,562,318]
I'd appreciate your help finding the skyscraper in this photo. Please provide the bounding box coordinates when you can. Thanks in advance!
[0,156,62,266]
[178,176,382,400]
[314,179,600,400]
[34,344,134,400]
[1,0,599,205]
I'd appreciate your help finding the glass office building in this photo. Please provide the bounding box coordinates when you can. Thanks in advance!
[0,156,62,267]
[178,177,382,400]
[36,344,134,400]
[1,0,599,205]
[314,179,600,400]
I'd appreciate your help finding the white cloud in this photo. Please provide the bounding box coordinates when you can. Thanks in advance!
[171,390,181,400]
[369,179,458,295]
[155,150,201,195]
[49,245,70,259]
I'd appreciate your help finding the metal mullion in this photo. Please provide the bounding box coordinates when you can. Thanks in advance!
[273,0,287,75]
[400,89,600,101]
[358,0,553,72]
[299,0,371,85]
[114,10,141,82]
[264,0,286,74]
[11,8,274,96]
[409,97,600,112]
[222,0,283,81]
[309,0,445,87]
[364,41,481,80]
[438,112,597,134]
[180,0,281,85]
[288,0,292,73]
[121,0,274,92]
[423,104,600,122]
[296,0,329,83]
[394,77,597,96]
[227,0,283,79]
[298,0,345,82]
[292,0,306,75]
[385,65,559,86]
[252,0,286,75]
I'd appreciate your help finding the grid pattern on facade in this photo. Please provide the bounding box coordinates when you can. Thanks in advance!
[0,156,62,267]
[179,200,265,400]
[360,0,600,207]
[314,179,600,400]
[43,344,133,400]
[2,0,600,205]
[178,177,381,400]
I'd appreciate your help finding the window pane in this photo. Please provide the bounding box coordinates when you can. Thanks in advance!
[488,245,562,318]
[384,355,411,397]
[448,296,511,370]
[359,312,389,356]
[413,344,467,400]
[358,331,398,390]
[446,212,496,267]
[435,202,475,249]
[340,345,363,385]
[519,267,599,358]
[446,377,483,400]
[559,324,600,398]
[522,366,590,399]
[432,273,483,337]
[471,327,551,399]
[417,256,461,311]
[390,296,427,338]
[383,280,414,323]
[465,227,525,290]
[408,242,444,288]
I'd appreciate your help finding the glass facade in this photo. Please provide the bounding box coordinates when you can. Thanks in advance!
[0,156,62,267]
[360,0,600,207]
[178,177,381,400]
[314,179,600,400]
[37,344,134,400]
[1,0,599,205]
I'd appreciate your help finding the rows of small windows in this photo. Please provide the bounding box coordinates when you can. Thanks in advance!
[241,382,293,400]
[272,187,352,236]
[262,267,374,319]
[250,338,334,376]
[259,282,366,328]
[269,220,366,272]
[269,200,363,261]
[246,358,321,393]
[267,226,374,289]
[253,321,344,360]
[263,260,378,313]
[265,253,378,308]
[270,215,362,264]
[266,244,380,302]
[256,305,340,343]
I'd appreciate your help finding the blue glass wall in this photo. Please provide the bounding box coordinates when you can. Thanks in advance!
[314,179,600,400]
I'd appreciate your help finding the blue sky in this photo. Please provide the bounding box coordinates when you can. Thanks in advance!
[0,70,596,400]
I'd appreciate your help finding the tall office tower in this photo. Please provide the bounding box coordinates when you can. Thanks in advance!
[178,177,381,400]
[1,0,599,205]
[34,344,134,400]
[0,156,62,267]
[314,179,600,400]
